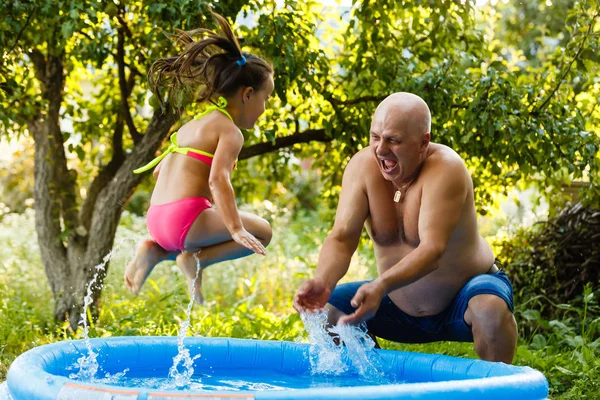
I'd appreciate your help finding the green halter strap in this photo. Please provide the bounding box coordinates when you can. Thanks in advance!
[133,97,233,174]
[195,96,233,122]
[133,133,182,174]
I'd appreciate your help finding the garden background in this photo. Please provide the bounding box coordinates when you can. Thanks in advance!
[1,0,599,397]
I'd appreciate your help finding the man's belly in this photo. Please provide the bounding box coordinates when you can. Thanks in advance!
[376,246,493,317]
[387,274,468,316]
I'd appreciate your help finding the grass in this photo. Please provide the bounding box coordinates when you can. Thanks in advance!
[0,206,598,398]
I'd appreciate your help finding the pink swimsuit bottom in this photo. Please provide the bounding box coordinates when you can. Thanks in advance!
[135,98,237,252]
[146,197,212,252]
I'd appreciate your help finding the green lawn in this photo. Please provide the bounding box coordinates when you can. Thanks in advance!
[0,208,598,398]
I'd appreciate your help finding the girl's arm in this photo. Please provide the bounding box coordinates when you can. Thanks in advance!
[209,128,266,255]
[153,159,164,181]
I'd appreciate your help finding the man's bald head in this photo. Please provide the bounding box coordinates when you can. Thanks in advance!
[372,92,431,138]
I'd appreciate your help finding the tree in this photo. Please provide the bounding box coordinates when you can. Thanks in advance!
[1,0,598,328]
[230,0,600,212]
[488,0,600,209]
[0,0,245,327]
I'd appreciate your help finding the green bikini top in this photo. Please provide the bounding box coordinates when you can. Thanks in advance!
[133,97,234,174]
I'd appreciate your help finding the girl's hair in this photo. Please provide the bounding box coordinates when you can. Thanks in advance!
[148,10,273,113]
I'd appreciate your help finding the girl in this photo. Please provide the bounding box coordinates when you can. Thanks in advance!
[125,11,274,303]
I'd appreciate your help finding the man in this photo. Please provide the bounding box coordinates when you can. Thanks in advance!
[293,92,517,363]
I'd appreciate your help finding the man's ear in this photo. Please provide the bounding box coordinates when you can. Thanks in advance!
[421,132,431,150]
[242,87,254,103]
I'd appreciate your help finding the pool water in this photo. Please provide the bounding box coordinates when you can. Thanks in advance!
[88,368,400,391]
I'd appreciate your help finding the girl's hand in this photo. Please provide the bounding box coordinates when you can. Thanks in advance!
[232,228,267,255]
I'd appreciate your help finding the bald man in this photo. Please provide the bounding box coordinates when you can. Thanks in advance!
[294,92,517,363]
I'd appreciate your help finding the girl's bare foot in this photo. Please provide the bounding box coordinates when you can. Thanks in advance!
[176,251,204,304]
[124,240,167,294]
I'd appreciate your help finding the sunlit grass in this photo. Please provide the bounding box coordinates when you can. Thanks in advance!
[0,206,370,377]
[1,207,598,398]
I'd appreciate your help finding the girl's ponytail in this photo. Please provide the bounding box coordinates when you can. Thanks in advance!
[148,10,273,114]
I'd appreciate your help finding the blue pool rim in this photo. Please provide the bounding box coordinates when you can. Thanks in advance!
[5,336,549,399]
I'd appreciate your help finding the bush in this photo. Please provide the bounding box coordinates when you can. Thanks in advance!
[499,203,600,314]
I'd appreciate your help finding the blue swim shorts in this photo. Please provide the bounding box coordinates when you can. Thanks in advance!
[328,268,514,343]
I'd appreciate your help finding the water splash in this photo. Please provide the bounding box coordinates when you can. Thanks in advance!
[301,311,385,381]
[69,238,137,381]
[101,368,130,384]
[301,311,348,375]
[166,252,202,388]
[331,323,385,381]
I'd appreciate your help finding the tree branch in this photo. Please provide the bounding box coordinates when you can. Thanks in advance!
[117,28,141,143]
[87,111,177,249]
[533,8,599,115]
[75,29,94,41]
[587,97,599,120]
[5,5,37,58]
[239,129,332,160]
[78,132,124,234]
[433,59,454,91]
[404,22,440,50]
[79,67,136,232]
[116,14,133,40]
[28,49,47,86]
[328,94,388,106]
[116,13,148,64]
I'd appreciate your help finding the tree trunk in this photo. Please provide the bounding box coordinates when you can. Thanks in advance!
[29,46,178,329]
[28,51,85,326]
[26,0,321,329]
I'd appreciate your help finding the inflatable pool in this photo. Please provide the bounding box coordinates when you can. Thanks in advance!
[2,336,549,399]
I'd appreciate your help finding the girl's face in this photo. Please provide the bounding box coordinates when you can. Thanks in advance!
[240,73,274,129]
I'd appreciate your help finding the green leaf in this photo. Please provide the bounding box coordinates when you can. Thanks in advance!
[75,146,85,161]
[531,334,547,350]
[522,309,542,322]
[554,365,576,375]
[61,21,76,39]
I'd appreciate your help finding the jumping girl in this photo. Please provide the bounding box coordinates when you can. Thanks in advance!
[125,11,274,303]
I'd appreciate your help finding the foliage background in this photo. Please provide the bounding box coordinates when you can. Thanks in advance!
[2,0,598,214]
[1,0,600,398]
[0,203,598,398]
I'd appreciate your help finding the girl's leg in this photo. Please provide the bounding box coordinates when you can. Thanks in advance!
[124,240,180,294]
[176,209,272,301]
[185,209,272,251]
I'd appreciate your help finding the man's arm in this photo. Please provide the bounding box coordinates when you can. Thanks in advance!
[339,156,468,324]
[378,156,468,291]
[293,154,369,312]
[315,155,370,290]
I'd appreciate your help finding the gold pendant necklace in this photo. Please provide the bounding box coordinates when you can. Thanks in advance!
[390,155,426,203]
[393,180,413,203]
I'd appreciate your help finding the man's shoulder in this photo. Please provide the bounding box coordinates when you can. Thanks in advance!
[345,148,379,177]
[427,143,466,169]
[342,148,378,189]
[424,143,470,183]
[347,147,376,168]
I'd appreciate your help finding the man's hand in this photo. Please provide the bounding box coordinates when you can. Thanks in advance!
[293,278,332,313]
[338,280,386,325]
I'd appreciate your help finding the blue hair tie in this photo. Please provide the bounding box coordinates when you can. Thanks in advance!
[236,55,246,66]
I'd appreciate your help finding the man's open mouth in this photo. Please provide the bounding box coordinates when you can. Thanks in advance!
[380,159,398,173]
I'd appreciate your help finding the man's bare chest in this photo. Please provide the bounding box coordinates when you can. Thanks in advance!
[365,185,421,247]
